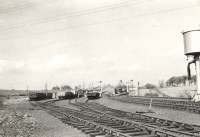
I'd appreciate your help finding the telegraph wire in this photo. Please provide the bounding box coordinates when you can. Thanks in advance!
[0,0,142,15]
[0,0,146,32]
[0,1,35,14]
[0,4,199,42]
[1,0,198,33]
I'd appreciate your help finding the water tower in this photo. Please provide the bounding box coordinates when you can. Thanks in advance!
[182,29,200,102]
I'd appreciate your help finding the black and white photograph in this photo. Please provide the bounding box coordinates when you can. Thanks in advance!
[1,0,200,137]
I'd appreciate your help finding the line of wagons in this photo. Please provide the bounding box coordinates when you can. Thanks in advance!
[29,84,129,101]
[28,89,102,101]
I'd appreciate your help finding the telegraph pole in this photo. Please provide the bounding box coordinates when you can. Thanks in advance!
[137,81,140,96]
[27,85,29,99]
[45,81,48,96]
[126,81,129,93]
[99,81,102,92]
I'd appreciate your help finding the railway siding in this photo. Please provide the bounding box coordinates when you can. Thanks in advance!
[110,96,200,114]
[30,100,200,137]
[70,102,200,137]
[32,102,154,137]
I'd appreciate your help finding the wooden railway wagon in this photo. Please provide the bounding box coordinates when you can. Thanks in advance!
[86,90,102,99]
[75,89,85,98]
[29,92,53,101]
[114,80,128,96]
[114,85,128,96]
[64,91,76,99]
[46,93,53,99]
[58,91,76,99]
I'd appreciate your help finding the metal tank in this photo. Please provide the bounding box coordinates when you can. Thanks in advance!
[183,30,200,55]
[182,29,200,102]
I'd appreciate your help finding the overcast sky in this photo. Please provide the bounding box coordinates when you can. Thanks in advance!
[0,0,200,89]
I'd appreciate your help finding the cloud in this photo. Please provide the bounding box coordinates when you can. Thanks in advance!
[47,53,84,70]
[0,59,31,78]
[0,0,199,89]
[47,54,67,69]
[0,59,24,71]
[25,53,84,73]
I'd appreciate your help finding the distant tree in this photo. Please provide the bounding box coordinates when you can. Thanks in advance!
[174,76,181,86]
[61,85,72,91]
[144,83,157,89]
[181,76,188,86]
[158,80,165,88]
[52,86,60,90]
[165,75,197,87]
[166,76,176,87]
[74,86,79,90]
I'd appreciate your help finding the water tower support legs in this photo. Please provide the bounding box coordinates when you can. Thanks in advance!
[193,56,200,102]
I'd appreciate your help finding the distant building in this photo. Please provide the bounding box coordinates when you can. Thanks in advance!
[128,85,137,96]
[52,89,75,99]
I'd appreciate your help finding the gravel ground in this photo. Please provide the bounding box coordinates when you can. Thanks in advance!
[0,97,36,137]
[0,96,87,137]
[31,109,86,137]
[2,95,199,137]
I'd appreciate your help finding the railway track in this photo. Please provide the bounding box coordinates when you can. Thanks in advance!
[70,102,200,137]
[30,100,200,137]
[110,96,200,113]
[31,102,156,137]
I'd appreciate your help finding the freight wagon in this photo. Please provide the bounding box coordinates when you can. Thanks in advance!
[58,90,76,99]
[75,89,85,98]
[86,90,102,99]
[29,92,53,101]
[114,85,128,96]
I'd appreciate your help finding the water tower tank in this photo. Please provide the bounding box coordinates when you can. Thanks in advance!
[183,30,200,55]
